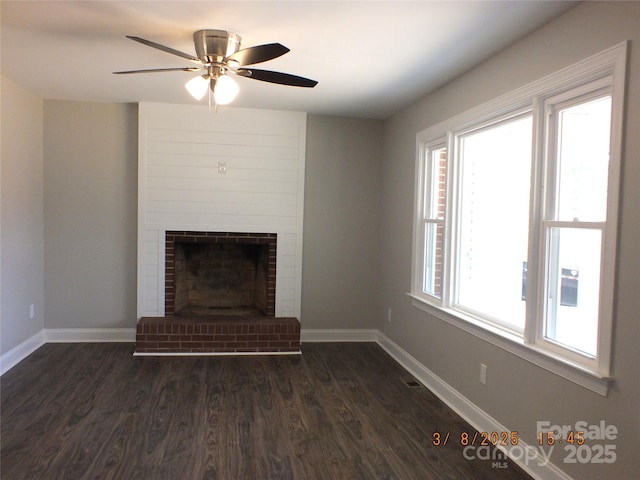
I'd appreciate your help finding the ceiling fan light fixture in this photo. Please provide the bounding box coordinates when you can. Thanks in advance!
[185,74,209,100]
[213,74,239,105]
[118,29,317,107]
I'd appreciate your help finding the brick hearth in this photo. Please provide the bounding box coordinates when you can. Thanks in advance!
[135,316,301,354]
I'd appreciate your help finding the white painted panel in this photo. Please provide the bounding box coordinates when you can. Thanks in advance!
[147,143,299,159]
[147,129,301,148]
[145,199,298,217]
[142,252,159,266]
[143,229,159,242]
[279,255,297,268]
[143,103,302,133]
[144,241,159,253]
[145,213,299,229]
[145,194,298,214]
[142,271,159,286]
[279,276,297,290]
[145,177,298,194]
[278,265,297,279]
[277,302,295,317]
[278,233,298,247]
[278,288,296,300]
[148,154,298,171]
[145,188,298,204]
[147,142,298,159]
[137,103,306,319]
[146,165,300,183]
[143,288,158,302]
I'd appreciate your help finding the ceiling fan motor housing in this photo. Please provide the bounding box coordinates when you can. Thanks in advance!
[193,30,241,64]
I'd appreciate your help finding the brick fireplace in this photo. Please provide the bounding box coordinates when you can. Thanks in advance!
[135,231,300,354]
[136,105,306,355]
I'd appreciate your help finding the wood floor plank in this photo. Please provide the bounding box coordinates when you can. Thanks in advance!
[1,342,534,480]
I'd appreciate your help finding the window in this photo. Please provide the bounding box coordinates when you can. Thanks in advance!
[411,44,627,394]
[420,142,447,299]
[455,112,532,332]
[540,92,612,359]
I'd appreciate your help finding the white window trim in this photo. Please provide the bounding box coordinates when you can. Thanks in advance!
[410,42,627,396]
[413,137,448,301]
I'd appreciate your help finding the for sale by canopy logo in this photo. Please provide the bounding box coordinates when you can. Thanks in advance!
[537,420,618,464]
[462,444,553,469]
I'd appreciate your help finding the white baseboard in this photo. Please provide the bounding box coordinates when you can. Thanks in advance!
[0,330,45,376]
[376,332,572,480]
[44,328,136,343]
[301,328,378,342]
[1,328,136,376]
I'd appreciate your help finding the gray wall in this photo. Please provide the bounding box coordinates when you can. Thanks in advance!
[379,2,640,478]
[37,105,383,333]
[43,101,138,329]
[0,76,45,355]
[303,115,383,329]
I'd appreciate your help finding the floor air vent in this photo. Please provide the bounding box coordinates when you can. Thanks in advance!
[404,379,427,393]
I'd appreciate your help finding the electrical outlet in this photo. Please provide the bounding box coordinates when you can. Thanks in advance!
[387,308,392,323]
[30,304,35,319]
[480,363,487,385]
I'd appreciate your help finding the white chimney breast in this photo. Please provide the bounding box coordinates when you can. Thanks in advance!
[136,103,306,320]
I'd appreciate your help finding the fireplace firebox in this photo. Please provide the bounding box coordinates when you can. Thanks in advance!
[164,231,276,317]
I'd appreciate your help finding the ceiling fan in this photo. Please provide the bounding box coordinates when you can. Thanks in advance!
[114,29,318,105]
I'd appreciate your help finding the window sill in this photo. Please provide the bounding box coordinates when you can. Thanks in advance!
[407,293,611,396]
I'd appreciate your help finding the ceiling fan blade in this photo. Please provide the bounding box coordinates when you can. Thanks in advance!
[226,43,290,66]
[113,67,202,74]
[237,68,318,88]
[126,35,202,64]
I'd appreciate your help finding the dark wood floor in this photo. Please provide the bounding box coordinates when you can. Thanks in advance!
[1,343,533,479]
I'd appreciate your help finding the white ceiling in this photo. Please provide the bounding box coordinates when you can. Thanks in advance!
[1,1,577,119]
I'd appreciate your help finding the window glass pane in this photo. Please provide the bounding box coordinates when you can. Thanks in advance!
[427,147,447,219]
[555,96,611,222]
[456,115,532,330]
[423,222,444,298]
[545,227,601,357]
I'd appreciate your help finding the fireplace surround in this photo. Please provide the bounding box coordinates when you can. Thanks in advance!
[135,231,300,354]
[136,105,306,354]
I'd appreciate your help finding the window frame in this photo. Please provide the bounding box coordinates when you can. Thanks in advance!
[413,138,448,302]
[410,43,627,396]
[450,107,533,334]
